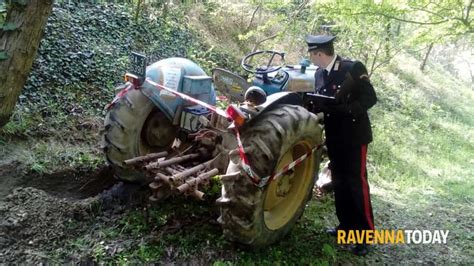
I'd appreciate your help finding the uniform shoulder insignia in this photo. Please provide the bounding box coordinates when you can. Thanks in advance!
[351,61,370,81]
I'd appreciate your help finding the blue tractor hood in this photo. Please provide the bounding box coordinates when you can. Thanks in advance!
[140,58,216,120]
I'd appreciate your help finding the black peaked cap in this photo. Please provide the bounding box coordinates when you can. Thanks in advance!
[306,35,336,52]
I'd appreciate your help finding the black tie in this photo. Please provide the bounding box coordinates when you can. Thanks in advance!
[323,69,329,83]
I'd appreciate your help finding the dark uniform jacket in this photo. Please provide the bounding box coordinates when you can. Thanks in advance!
[315,56,377,146]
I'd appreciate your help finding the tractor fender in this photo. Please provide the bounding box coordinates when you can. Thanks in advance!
[139,57,216,121]
[248,92,302,123]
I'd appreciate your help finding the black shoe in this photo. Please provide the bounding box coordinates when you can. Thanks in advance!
[326,227,338,237]
[352,244,369,256]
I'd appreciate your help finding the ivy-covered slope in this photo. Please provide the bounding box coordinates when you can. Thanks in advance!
[14,3,238,136]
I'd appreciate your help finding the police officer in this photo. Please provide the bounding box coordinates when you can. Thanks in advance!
[306,34,377,256]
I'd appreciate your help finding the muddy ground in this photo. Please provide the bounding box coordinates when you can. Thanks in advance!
[0,159,140,263]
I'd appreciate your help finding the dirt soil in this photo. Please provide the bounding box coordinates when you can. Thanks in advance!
[0,162,136,263]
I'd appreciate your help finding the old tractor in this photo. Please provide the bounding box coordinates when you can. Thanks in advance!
[103,50,325,247]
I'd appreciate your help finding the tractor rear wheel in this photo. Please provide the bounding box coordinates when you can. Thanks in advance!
[103,88,177,182]
[217,105,323,247]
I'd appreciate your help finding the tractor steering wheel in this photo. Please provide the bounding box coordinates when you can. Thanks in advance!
[241,50,285,74]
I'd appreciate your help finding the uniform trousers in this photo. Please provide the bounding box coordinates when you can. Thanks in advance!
[327,143,374,231]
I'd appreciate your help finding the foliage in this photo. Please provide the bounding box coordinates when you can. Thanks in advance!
[310,0,472,72]
[16,2,239,138]
[1,22,17,31]
[396,0,473,45]
[237,0,472,75]
[309,1,400,75]
[0,2,7,25]
[234,0,310,56]
[0,108,36,137]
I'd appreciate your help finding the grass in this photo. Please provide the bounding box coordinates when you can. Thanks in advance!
[57,196,346,264]
[370,54,474,196]
[362,54,474,263]
[0,107,39,138]
[0,136,103,175]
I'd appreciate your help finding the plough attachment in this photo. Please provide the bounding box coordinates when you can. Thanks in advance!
[123,127,230,201]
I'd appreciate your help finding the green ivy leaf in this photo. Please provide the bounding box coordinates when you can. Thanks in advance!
[2,22,18,31]
[0,51,7,60]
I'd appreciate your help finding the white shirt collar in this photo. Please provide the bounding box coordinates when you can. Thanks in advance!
[325,55,337,75]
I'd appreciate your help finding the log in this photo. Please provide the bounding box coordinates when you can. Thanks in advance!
[190,190,205,200]
[171,159,214,182]
[124,151,168,165]
[155,172,171,184]
[144,153,199,170]
[176,168,219,193]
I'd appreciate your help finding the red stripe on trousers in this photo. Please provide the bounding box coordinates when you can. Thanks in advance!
[360,145,374,230]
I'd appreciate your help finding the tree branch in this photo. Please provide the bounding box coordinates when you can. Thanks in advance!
[369,41,382,77]
[293,0,309,18]
[410,5,446,19]
[245,5,260,33]
[350,11,449,25]
[251,33,278,52]
[371,48,403,75]
[249,0,309,52]
[465,0,472,22]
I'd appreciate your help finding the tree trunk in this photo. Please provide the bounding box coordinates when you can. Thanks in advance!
[0,0,53,128]
[420,43,434,72]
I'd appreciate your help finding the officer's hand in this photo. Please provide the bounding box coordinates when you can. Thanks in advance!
[315,112,325,124]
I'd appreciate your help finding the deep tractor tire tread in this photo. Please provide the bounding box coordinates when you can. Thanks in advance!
[103,89,155,183]
[217,104,323,247]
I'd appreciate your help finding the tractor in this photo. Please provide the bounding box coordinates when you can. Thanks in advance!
[103,50,329,247]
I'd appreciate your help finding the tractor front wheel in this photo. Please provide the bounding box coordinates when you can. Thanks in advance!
[217,105,323,247]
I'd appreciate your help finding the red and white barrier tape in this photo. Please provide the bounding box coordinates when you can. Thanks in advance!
[106,83,134,110]
[256,144,322,187]
[233,127,262,184]
[111,78,321,187]
[146,79,229,118]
